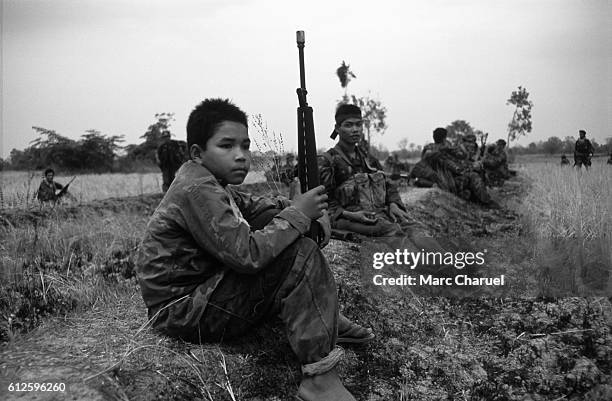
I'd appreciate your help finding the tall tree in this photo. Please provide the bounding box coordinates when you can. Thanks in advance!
[128,112,176,163]
[506,86,533,146]
[445,120,474,142]
[542,136,563,154]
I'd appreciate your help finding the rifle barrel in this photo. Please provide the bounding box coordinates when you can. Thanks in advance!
[296,31,306,91]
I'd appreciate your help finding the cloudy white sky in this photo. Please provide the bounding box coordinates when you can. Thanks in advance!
[1,0,610,158]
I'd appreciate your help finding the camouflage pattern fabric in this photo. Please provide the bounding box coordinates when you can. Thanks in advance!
[150,237,339,364]
[136,161,343,363]
[416,140,492,204]
[482,146,511,186]
[36,180,63,203]
[318,144,406,236]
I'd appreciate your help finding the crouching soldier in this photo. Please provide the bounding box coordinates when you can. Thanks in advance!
[36,168,75,204]
[561,154,571,166]
[136,99,372,401]
[482,140,513,186]
[318,104,411,237]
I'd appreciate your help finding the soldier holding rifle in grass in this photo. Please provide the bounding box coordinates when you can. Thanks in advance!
[36,168,75,204]
[136,32,371,401]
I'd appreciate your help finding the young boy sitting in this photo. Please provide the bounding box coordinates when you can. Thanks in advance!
[135,98,373,401]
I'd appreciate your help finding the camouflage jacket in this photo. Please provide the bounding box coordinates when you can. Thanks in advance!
[421,141,470,175]
[482,147,507,171]
[318,144,406,220]
[135,160,312,312]
[36,180,63,202]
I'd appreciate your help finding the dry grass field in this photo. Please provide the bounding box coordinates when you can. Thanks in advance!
[0,169,267,209]
[0,157,610,400]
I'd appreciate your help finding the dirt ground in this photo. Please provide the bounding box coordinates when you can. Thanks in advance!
[1,177,610,400]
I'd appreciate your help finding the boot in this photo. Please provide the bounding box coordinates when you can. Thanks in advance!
[296,347,355,401]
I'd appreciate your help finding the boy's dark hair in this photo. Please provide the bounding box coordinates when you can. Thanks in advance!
[186,98,248,153]
[433,128,447,144]
[44,168,55,176]
[579,129,586,135]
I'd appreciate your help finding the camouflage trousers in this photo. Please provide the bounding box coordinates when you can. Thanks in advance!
[333,211,401,237]
[454,171,491,205]
[150,237,339,365]
[410,160,457,192]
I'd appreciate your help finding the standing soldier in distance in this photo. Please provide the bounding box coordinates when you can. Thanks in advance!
[156,130,187,192]
[573,130,595,169]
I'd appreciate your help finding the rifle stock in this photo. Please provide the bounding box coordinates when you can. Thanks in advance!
[295,30,320,242]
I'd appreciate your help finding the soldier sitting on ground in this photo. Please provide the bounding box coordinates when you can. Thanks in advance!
[36,168,74,204]
[482,139,513,186]
[415,128,499,208]
[318,104,411,237]
[156,130,187,192]
[561,154,571,166]
[573,129,594,169]
[136,98,372,401]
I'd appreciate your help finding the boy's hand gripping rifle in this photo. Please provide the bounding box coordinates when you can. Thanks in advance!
[295,30,321,242]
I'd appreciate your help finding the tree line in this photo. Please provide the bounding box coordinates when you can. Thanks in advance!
[1,113,175,173]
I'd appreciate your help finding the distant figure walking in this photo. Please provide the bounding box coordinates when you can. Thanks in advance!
[573,130,594,169]
[560,154,570,166]
[156,131,187,192]
[36,168,74,204]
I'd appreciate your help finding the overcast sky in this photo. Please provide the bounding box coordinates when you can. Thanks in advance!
[2,0,610,158]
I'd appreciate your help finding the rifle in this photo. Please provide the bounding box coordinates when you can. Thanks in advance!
[383,172,410,181]
[477,132,489,160]
[56,176,76,198]
[295,30,320,242]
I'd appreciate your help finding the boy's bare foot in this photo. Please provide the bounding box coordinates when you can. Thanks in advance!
[297,369,356,401]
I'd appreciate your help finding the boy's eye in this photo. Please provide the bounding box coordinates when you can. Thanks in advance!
[219,144,233,149]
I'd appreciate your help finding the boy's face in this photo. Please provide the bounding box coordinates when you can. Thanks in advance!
[192,121,251,186]
[336,118,364,147]
[45,172,54,182]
